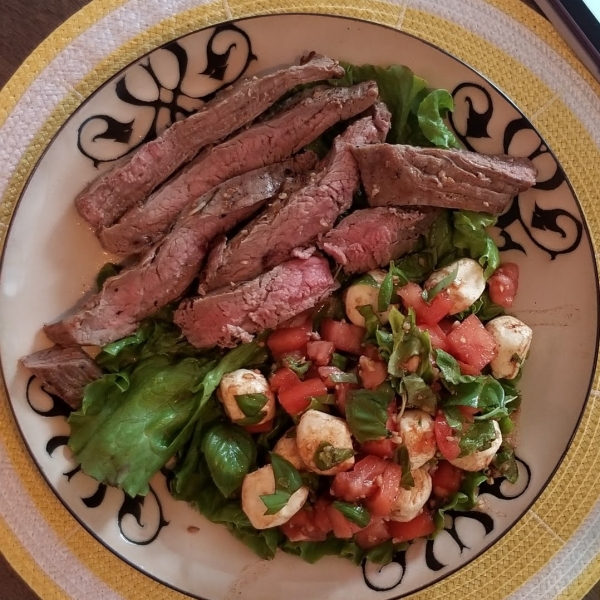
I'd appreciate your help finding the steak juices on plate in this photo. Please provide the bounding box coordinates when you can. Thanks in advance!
[22,54,536,565]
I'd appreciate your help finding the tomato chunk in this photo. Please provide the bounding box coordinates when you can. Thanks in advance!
[431,461,463,499]
[278,378,328,414]
[331,455,388,502]
[488,263,519,308]
[267,326,310,357]
[280,500,332,542]
[269,367,301,393]
[243,419,273,434]
[358,356,388,390]
[447,314,497,370]
[354,518,391,549]
[388,509,436,542]
[334,382,353,415]
[434,410,461,461]
[326,504,363,539]
[364,461,403,516]
[457,360,481,377]
[318,366,344,388]
[307,340,335,366]
[397,282,452,326]
[419,323,450,352]
[360,402,398,459]
[321,319,365,355]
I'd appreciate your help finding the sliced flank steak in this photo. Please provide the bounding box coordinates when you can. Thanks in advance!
[200,102,392,292]
[355,143,537,214]
[174,256,338,349]
[75,54,344,232]
[20,345,102,409]
[100,82,379,256]
[319,207,440,274]
[44,155,315,347]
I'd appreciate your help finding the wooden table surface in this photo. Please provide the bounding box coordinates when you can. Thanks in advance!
[0,1,598,599]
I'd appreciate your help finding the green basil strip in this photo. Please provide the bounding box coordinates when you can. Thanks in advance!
[313,442,355,471]
[332,502,371,528]
[422,266,458,303]
[458,420,497,457]
[329,372,359,384]
[330,353,348,371]
[283,354,311,376]
[270,452,303,495]
[234,412,267,426]
[234,393,269,418]
[345,384,395,443]
[260,490,292,515]
[492,441,519,484]
[378,270,394,312]
[393,445,415,489]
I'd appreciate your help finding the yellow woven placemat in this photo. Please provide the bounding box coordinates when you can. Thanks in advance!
[0,0,598,599]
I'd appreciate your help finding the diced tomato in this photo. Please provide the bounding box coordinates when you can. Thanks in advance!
[278,378,328,414]
[388,509,436,542]
[438,318,457,335]
[267,325,310,357]
[307,340,335,366]
[457,360,481,377]
[434,410,461,461]
[397,282,452,326]
[431,461,463,500]
[331,455,388,502]
[243,419,273,434]
[447,314,497,370]
[320,319,366,355]
[318,366,344,388]
[488,263,519,308]
[360,402,398,459]
[364,461,402,516]
[354,518,391,549]
[280,501,331,542]
[419,323,450,352]
[269,367,301,393]
[363,344,381,361]
[326,503,363,539]
[303,364,321,380]
[359,355,388,390]
[334,382,353,415]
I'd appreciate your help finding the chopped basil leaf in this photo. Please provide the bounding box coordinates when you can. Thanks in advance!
[345,384,395,443]
[455,290,504,322]
[434,470,487,530]
[492,442,519,484]
[234,393,269,418]
[331,353,348,371]
[435,349,479,385]
[358,305,379,341]
[422,266,458,303]
[458,420,497,457]
[313,442,355,471]
[401,374,437,413]
[332,502,371,527]
[393,445,415,489]
[329,372,359,384]
[378,270,394,311]
[498,415,514,434]
[235,412,267,426]
[302,394,336,414]
[270,452,303,495]
[283,355,311,376]
[260,490,292,515]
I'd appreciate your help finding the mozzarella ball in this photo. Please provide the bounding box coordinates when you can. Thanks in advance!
[241,465,309,529]
[449,419,502,472]
[425,258,485,314]
[344,269,388,327]
[485,315,533,380]
[273,430,306,471]
[217,369,275,425]
[389,468,432,523]
[296,410,355,475]
[399,410,437,469]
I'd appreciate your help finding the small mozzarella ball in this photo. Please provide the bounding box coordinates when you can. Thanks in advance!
[425,258,485,314]
[389,468,432,523]
[217,369,275,425]
[273,430,306,471]
[398,410,437,469]
[449,420,502,472]
[344,269,388,327]
[485,315,533,380]
[296,409,355,475]
[241,465,309,529]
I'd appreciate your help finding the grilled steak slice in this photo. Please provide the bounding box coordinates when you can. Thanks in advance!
[200,103,392,292]
[20,346,102,409]
[319,207,440,274]
[75,54,344,232]
[174,256,338,349]
[100,82,379,256]
[44,155,315,347]
[355,144,537,214]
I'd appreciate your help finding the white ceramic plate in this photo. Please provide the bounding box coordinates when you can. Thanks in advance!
[0,14,597,600]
